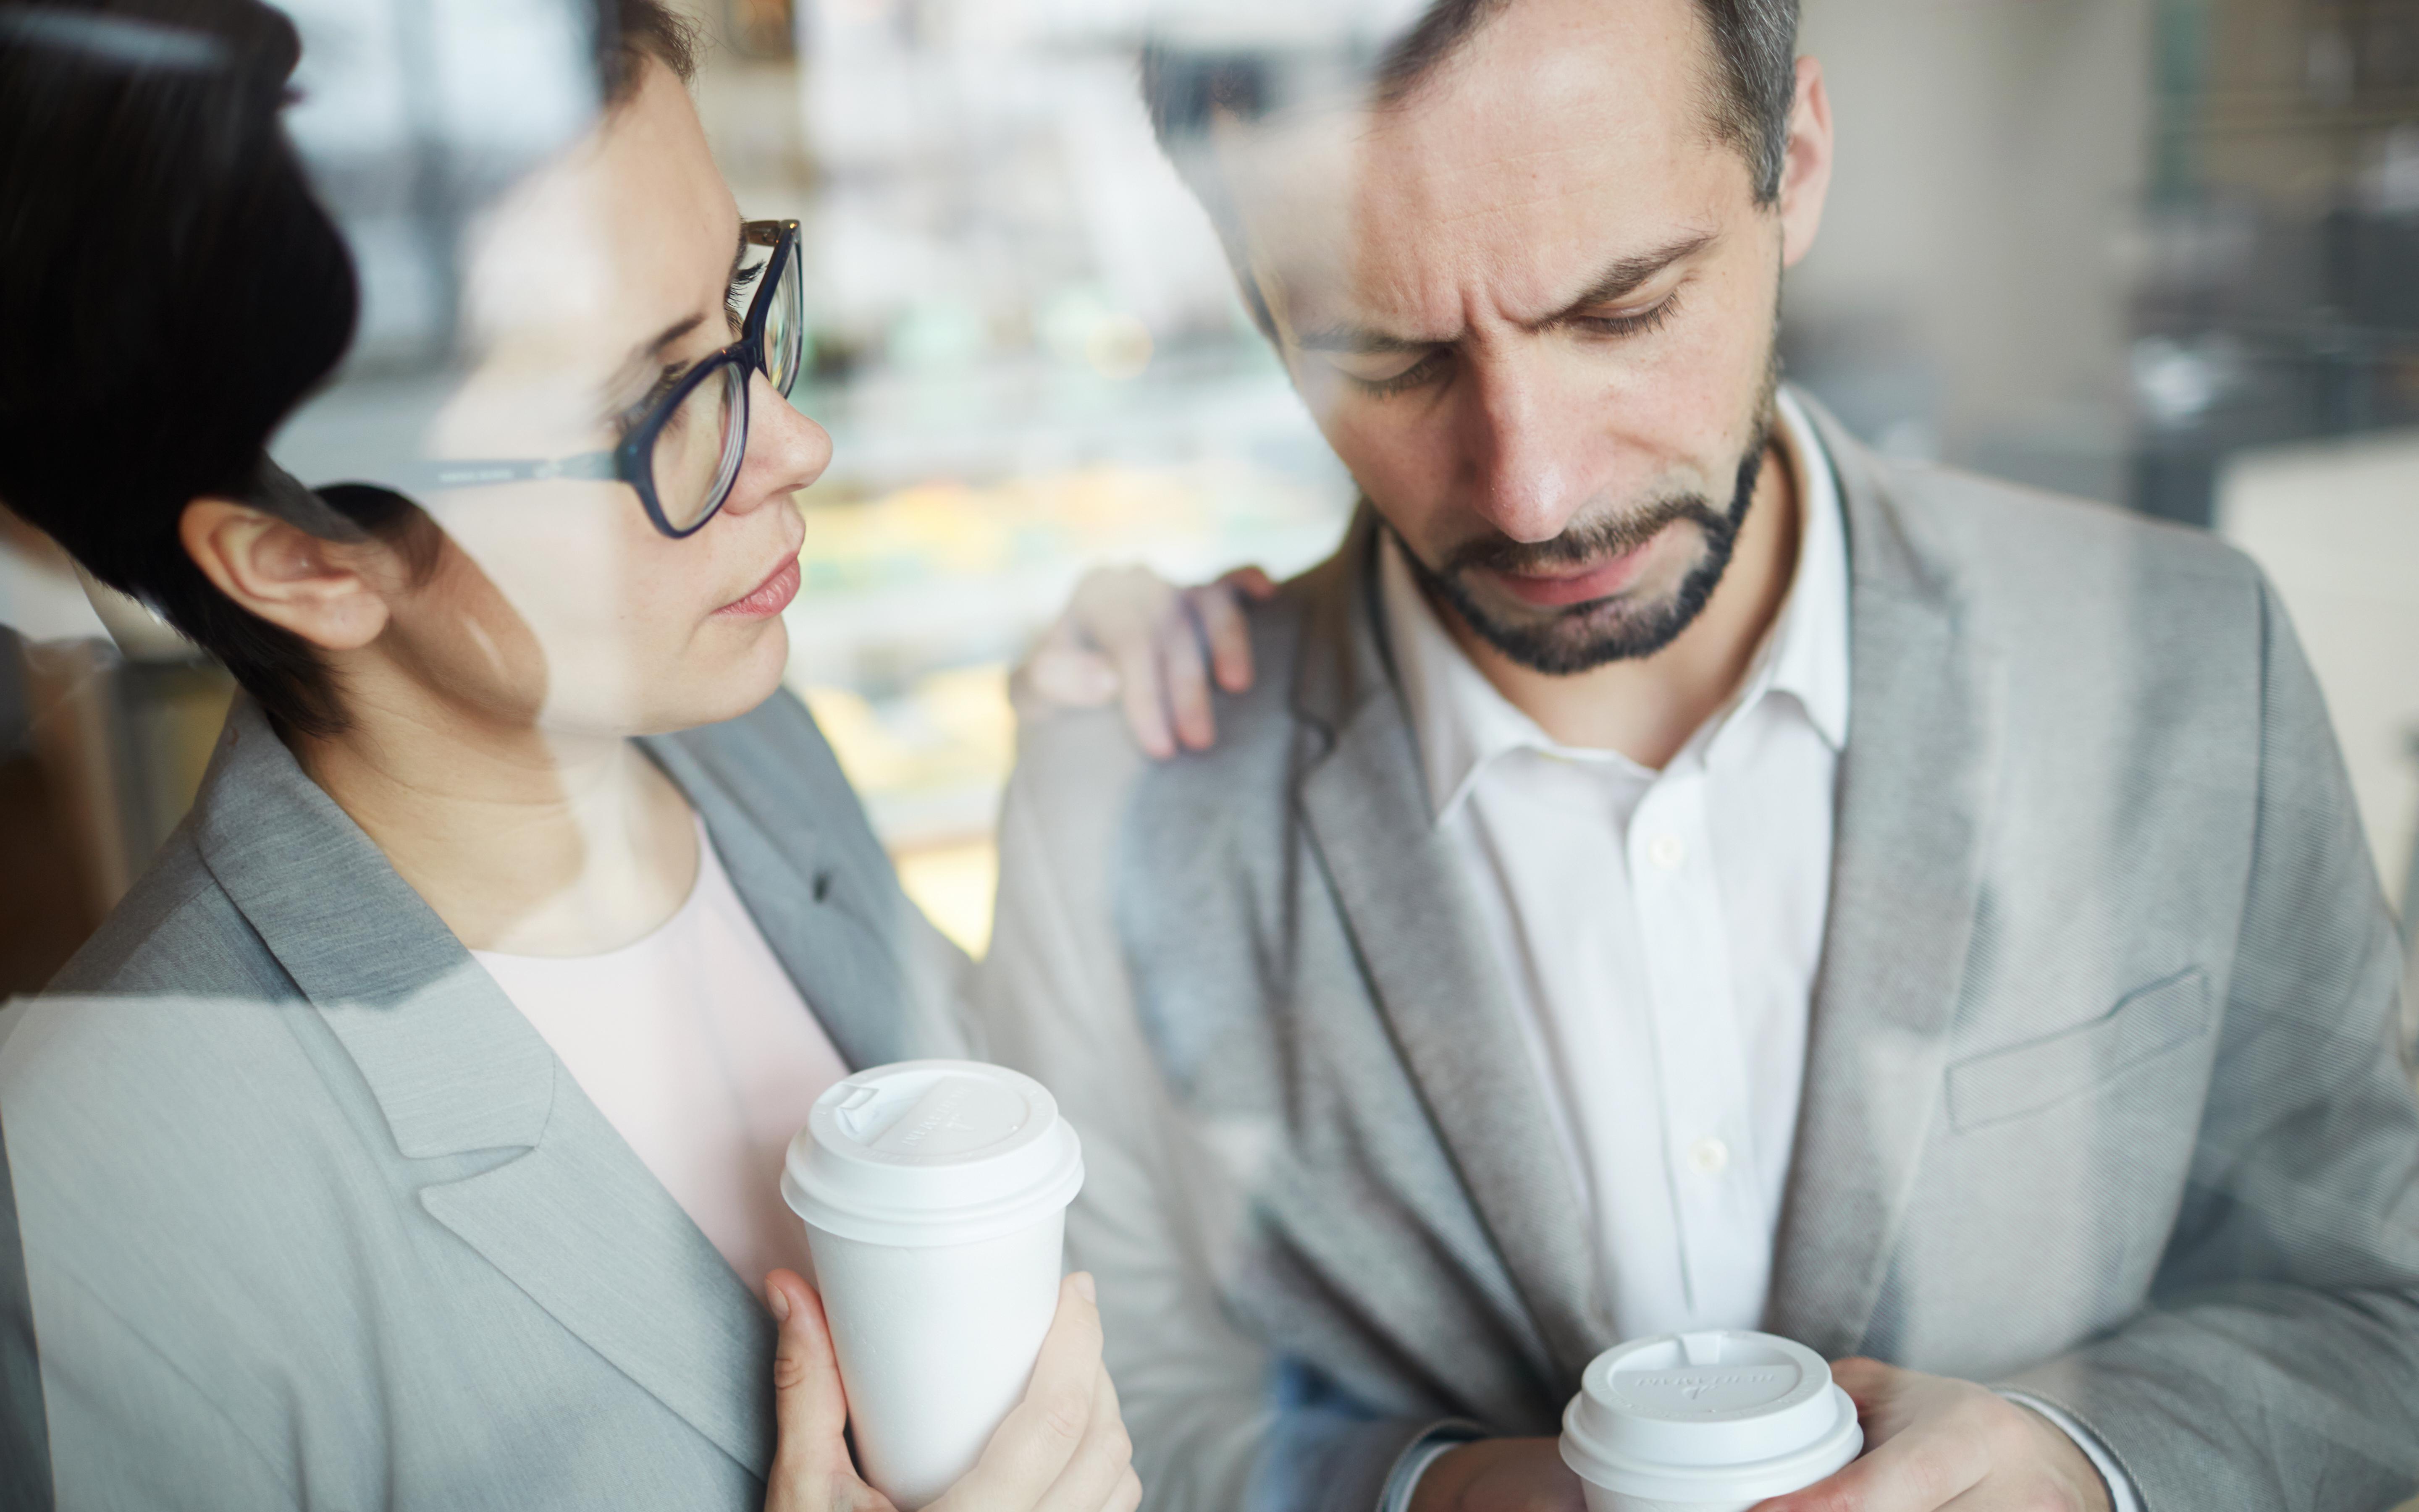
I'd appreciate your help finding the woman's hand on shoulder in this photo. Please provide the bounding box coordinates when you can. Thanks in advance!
[763,1270,1139,1512]
[1013,565,1276,758]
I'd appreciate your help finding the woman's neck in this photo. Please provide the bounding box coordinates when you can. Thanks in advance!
[289,689,701,956]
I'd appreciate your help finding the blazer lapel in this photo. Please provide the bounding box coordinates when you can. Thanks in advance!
[1767,401,2004,1357]
[190,700,775,1476]
[418,1082,776,1473]
[643,713,911,1071]
[1293,522,1614,1386]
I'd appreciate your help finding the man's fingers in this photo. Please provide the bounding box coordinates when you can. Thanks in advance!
[1756,1421,1983,1512]
[1828,1357,1895,1412]
[957,1274,1109,1505]
[1186,582,1257,694]
[763,1270,858,1512]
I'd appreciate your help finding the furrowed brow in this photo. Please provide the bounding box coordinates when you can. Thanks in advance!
[1542,233,1715,325]
[1289,231,1717,354]
[1292,323,1437,356]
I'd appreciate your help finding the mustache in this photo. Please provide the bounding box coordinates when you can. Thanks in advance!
[1439,491,1729,580]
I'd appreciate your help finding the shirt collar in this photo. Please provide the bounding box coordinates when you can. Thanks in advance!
[1380,387,1852,824]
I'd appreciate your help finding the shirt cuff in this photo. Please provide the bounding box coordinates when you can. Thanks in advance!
[1378,1427,1483,1512]
[1999,1390,2141,1512]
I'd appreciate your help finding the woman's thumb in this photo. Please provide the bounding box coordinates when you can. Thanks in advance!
[763,1270,854,1512]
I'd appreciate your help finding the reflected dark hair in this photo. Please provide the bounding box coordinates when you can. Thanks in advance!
[0,0,697,739]
[1141,0,1800,313]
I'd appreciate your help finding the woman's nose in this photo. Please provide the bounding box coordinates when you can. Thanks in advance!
[722,369,832,513]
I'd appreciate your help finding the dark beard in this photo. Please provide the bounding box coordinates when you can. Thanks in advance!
[1397,425,1774,676]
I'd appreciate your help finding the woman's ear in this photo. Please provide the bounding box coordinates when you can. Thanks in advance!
[179,498,393,651]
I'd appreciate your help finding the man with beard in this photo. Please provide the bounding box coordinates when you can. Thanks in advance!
[979,0,2419,1509]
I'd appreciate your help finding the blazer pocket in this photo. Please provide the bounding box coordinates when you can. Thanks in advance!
[1946,968,2212,1132]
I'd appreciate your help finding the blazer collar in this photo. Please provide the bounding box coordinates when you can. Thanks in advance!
[189,698,555,1158]
[182,698,839,1477]
[639,721,910,1072]
[1290,511,1618,1391]
[1286,389,1998,1369]
[1766,393,2003,1357]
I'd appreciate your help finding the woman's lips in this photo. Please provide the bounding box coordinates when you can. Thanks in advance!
[1479,535,1658,609]
[716,556,801,618]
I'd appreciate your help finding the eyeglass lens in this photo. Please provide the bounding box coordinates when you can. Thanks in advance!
[765,241,804,397]
[650,363,749,533]
[642,226,802,535]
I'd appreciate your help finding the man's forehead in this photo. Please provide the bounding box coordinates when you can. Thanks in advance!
[1208,0,1743,337]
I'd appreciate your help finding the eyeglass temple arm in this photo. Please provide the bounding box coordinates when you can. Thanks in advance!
[742,219,800,247]
[390,453,622,490]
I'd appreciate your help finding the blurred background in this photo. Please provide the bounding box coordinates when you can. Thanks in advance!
[4,0,2417,986]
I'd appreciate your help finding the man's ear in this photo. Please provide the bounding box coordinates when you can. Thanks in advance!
[178,498,392,652]
[1777,56,1834,270]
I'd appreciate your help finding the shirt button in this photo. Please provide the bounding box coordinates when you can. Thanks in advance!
[1687,1136,1731,1177]
[1648,834,1686,870]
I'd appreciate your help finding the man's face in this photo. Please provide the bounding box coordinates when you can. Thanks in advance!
[1218,0,1829,672]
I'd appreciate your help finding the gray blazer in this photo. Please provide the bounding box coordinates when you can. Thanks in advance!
[980,393,2419,1512]
[0,690,970,1510]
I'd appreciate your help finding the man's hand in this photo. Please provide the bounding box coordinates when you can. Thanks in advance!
[1015,564,1277,757]
[1406,1437,1584,1512]
[1753,1360,2112,1512]
[763,1269,1140,1512]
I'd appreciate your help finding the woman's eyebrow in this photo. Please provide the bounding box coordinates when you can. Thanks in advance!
[604,227,751,399]
[636,311,707,361]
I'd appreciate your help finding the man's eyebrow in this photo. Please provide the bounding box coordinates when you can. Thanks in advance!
[1291,323,1436,356]
[1545,233,1715,323]
[1288,232,1716,354]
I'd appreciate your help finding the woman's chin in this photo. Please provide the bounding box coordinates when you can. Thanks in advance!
[648,635,793,735]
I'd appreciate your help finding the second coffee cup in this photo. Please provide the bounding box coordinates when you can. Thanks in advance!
[1559,1329,1863,1512]
[782,1059,1086,1510]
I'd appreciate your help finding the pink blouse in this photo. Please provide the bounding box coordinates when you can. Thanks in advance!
[474,820,848,1300]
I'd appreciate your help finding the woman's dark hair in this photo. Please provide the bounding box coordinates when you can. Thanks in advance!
[0,0,697,738]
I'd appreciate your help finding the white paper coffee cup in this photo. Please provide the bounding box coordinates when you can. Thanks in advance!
[1558,1330,1863,1512]
[781,1060,1085,1510]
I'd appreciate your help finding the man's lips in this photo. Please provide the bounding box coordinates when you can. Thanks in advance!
[715,556,801,618]
[1477,534,1659,608]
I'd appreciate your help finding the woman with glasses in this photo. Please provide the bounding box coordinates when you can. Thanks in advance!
[0,2,1227,1508]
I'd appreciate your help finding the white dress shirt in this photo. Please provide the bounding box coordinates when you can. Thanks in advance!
[1381,389,1849,1340]
[1378,391,2138,1509]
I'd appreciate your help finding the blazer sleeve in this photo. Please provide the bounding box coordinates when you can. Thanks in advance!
[2000,579,2419,1509]
[0,1098,53,1512]
[977,713,1452,1512]
[22,1266,303,1512]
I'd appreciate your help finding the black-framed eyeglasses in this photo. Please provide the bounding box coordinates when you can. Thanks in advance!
[397,219,806,539]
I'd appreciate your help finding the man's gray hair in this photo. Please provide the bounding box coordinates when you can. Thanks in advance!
[1141,0,1802,205]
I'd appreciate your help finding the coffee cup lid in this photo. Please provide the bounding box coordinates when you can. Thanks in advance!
[1559,1331,1862,1503]
[782,1060,1084,1247]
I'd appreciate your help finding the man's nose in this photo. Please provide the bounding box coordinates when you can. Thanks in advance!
[723,369,832,514]
[1458,354,1595,544]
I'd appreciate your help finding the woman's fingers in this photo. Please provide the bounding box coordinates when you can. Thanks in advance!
[1186,580,1256,694]
[1022,561,1274,756]
[947,1274,1110,1508]
[1156,617,1217,751]
[1030,1363,1136,1512]
[763,1270,882,1512]
[1114,637,1178,758]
